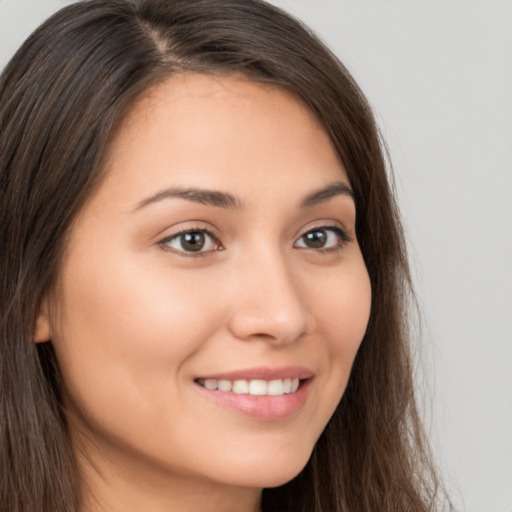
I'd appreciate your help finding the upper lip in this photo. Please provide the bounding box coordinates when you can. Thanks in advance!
[196,366,314,381]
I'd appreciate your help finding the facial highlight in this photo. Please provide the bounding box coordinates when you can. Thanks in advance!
[40,73,372,510]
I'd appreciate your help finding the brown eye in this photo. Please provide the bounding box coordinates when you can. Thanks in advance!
[180,232,206,252]
[162,230,219,254]
[302,230,328,248]
[294,226,348,251]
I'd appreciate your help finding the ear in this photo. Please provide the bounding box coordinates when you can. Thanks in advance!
[33,300,51,343]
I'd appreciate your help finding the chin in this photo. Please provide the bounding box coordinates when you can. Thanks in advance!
[211,447,312,489]
[257,465,306,489]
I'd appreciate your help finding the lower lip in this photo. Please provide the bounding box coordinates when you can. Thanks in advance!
[195,379,312,420]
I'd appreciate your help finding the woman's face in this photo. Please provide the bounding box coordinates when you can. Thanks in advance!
[38,74,371,495]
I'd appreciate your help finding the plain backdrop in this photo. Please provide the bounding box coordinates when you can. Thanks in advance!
[1,1,511,511]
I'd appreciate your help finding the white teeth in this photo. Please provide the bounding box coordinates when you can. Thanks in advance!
[198,377,303,395]
[217,379,232,392]
[249,379,267,395]
[203,379,217,390]
[232,380,249,394]
[267,379,284,395]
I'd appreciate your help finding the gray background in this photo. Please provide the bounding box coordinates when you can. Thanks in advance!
[1,1,511,511]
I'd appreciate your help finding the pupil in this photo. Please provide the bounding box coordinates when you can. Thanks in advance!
[182,232,205,252]
[305,230,327,248]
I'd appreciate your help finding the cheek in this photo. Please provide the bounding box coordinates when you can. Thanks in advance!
[314,259,371,353]
[309,257,371,401]
[57,252,219,343]
[49,253,226,417]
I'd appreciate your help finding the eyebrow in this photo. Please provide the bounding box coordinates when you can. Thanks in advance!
[133,180,354,212]
[134,187,241,211]
[299,181,355,208]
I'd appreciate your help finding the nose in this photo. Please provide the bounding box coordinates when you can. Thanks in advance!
[227,248,316,345]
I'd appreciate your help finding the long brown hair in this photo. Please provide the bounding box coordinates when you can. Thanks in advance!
[0,1,446,510]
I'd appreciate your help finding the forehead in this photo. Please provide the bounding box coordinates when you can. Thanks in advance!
[97,72,347,207]
[118,72,325,137]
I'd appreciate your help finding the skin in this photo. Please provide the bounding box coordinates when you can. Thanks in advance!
[35,73,372,512]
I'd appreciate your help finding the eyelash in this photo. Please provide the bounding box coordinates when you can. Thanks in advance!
[159,227,221,258]
[298,225,353,254]
[158,225,352,258]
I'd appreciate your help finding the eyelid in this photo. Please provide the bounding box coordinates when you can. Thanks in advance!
[297,220,352,239]
[155,220,353,257]
[158,225,223,257]
[294,224,353,251]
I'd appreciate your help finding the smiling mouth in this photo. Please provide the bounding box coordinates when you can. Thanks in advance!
[195,377,301,396]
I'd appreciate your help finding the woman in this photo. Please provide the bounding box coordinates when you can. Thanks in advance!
[0,0,446,511]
